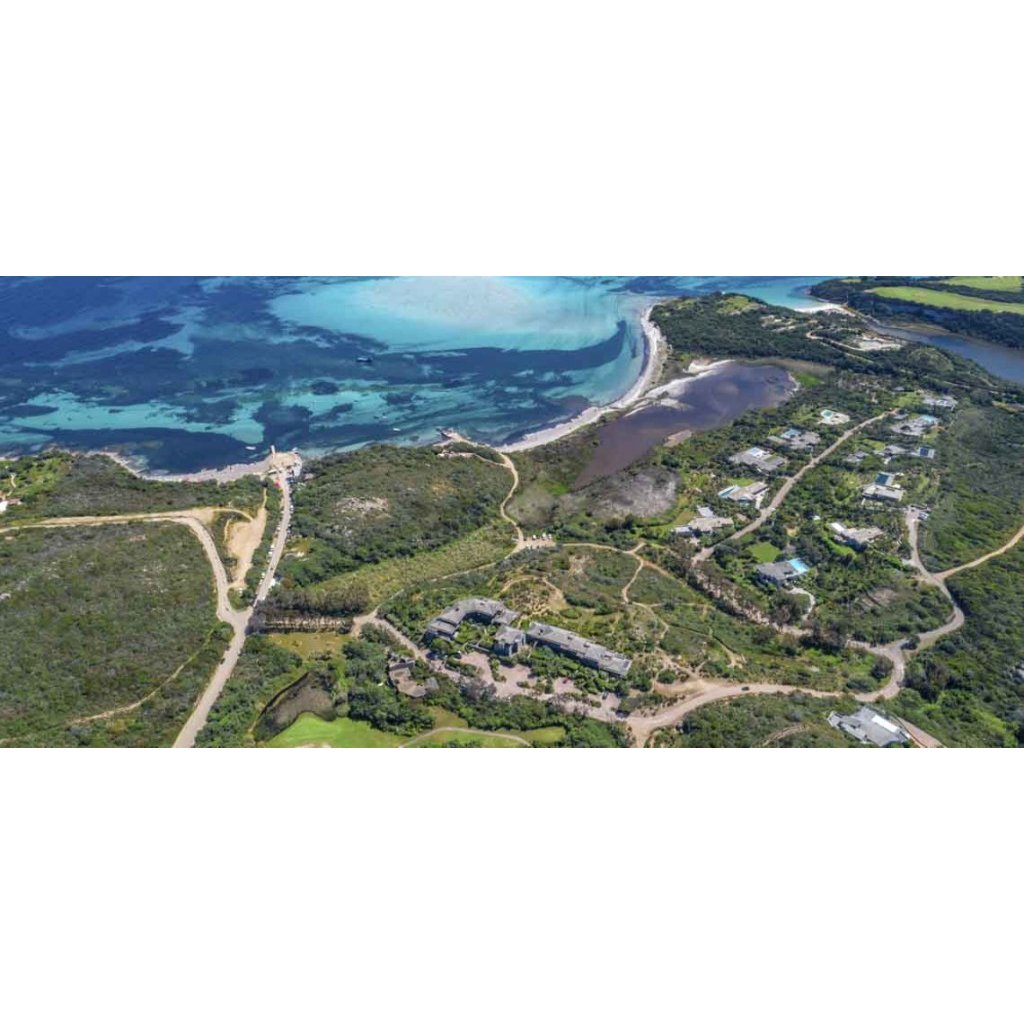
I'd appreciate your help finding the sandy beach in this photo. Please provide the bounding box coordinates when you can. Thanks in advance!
[496,305,668,453]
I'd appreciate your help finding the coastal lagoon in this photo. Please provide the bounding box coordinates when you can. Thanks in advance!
[0,276,832,471]
[575,362,797,486]
[872,322,1024,384]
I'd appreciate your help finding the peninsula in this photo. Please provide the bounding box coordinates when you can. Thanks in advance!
[4,278,1024,748]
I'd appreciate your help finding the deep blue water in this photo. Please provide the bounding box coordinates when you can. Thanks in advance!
[0,276,833,471]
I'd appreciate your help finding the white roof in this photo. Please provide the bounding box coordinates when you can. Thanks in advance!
[870,713,901,735]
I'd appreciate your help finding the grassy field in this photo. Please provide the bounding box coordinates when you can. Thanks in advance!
[519,726,567,746]
[315,520,515,607]
[0,521,220,746]
[267,712,405,748]
[940,276,1022,293]
[747,541,781,562]
[266,713,566,749]
[265,632,347,659]
[869,286,1024,316]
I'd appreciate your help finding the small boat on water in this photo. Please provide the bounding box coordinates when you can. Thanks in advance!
[356,355,374,364]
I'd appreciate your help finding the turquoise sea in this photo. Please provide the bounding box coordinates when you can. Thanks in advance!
[0,276,832,471]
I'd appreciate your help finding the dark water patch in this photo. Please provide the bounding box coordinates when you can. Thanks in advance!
[416,323,632,380]
[10,426,260,474]
[575,363,796,487]
[875,323,1024,384]
[0,277,128,329]
[2,312,183,365]
[2,403,59,417]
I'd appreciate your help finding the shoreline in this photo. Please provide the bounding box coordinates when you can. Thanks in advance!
[495,304,669,453]
[5,301,693,472]
[91,449,278,484]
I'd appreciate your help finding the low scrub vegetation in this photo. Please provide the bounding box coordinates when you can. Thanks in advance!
[0,521,222,746]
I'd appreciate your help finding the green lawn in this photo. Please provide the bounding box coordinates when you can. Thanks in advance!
[747,541,781,562]
[266,632,347,659]
[267,713,542,748]
[267,713,404,748]
[518,726,567,746]
[940,276,1022,293]
[869,286,1024,316]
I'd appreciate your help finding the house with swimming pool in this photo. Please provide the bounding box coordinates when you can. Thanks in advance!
[755,557,811,586]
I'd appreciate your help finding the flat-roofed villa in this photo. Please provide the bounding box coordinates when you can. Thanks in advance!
[718,480,768,504]
[863,482,904,503]
[525,622,632,677]
[827,707,911,747]
[673,514,734,537]
[755,557,811,586]
[829,522,883,550]
[891,414,939,438]
[729,445,787,474]
[921,393,958,410]
[425,597,518,641]
[769,427,821,451]
[819,409,850,426]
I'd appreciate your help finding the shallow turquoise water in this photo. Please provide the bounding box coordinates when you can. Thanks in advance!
[0,276,831,471]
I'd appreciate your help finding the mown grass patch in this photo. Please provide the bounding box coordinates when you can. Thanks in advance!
[747,541,781,563]
[940,276,1022,294]
[869,286,1024,316]
[267,712,404,748]
[266,632,347,659]
[518,726,567,746]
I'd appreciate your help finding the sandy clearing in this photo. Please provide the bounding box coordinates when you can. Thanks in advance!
[225,499,267,590]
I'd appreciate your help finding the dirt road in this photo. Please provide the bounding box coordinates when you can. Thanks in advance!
[937,520,1024,580]
[441,433,526,551]
[173,471,293,747]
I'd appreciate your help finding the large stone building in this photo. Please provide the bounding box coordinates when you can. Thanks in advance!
[424,597,518,641]
[525,622,632,678]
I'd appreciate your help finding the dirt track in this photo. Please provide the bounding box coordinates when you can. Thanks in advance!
[174,472,294,747]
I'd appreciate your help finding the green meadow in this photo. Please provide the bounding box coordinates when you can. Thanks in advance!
[940,276,1022,293]
[869,285,1024,316]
